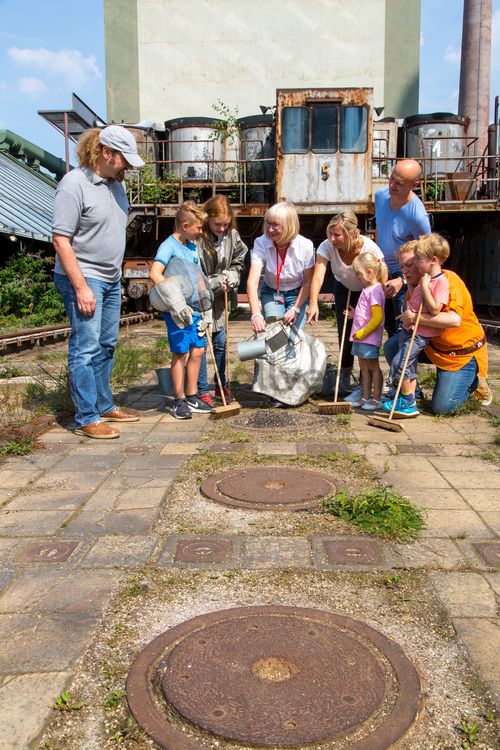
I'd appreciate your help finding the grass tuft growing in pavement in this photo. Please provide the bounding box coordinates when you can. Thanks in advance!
[323,486,424,541]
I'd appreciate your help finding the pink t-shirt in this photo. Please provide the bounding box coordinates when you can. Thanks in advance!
[350,283,386,347]
[406,272,450,338]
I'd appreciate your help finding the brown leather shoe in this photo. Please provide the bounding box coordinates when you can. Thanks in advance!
[101,407,140,422]
[74,421,119,439]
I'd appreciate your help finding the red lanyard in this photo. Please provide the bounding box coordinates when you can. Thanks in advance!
[274,242,290,292]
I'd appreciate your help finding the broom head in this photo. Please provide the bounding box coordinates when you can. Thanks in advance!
[210,402,241,420]
[367,415,403,432]
[314,400,353,415]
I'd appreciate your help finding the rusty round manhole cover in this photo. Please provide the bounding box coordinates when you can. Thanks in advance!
[200,467,334,511]
[127,606,421,749]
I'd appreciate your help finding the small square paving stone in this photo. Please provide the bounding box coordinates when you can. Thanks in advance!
[0,672,70,750]
[393,539,466,570]
[243,536,311,569]
[256,443,297,455]
[157,536,241,569]
[82,535,157,567]
[473,542,500,567]
[14,540,80,564]
[160,442,200,455]
[0,612,100,671]
[431,572,497,617]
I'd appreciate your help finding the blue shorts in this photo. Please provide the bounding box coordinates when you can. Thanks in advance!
[162,312,205,353]
[351,342,380,360]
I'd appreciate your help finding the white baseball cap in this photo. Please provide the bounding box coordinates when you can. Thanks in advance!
[99,125,145,168]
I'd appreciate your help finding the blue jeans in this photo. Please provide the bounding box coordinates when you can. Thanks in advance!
[198,326,227,393]
[54,273,121,428]
[384,332,478,415]
[260,283,308,330]
[384,274,407,338]
[389,329,430,384]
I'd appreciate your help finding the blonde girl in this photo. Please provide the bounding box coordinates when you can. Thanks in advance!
[197,195,248,406]
[347,252,388,409]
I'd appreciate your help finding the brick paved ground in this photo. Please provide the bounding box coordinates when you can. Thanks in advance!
[0,313,498,748]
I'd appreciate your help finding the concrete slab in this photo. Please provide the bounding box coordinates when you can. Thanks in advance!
[5,489,88,511]
[30,471,108,491]
[99,470,178,490]
[113,487,166,510]
[453,618,500,683]
[429,456,499,473]
[431,572,497,617]
[484,573,500,596]
[116,453,189,470]
[421,509,493,539]
[99,508,158,535]
[459,489,500,512]
[400,488,469,510]
[53,453,123,472]
[243,537,311,569]
[384,469,451,489]
[81,534,157,567]
[0,672,70,750]
[0,612,99,672]
[0,509,71,537]
[393,539,466,570]
[0,569,120,613]
[438,471,500,489]
[0,469,43,489]
[479,512,500,535]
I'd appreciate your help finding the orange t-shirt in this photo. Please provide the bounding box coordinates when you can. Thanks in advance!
[424,270,488,376]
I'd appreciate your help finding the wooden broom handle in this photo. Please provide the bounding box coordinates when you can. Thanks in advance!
[334,289,351,402]
[224,287,231,386]
[200,305,227,408]
[388,302,423,421]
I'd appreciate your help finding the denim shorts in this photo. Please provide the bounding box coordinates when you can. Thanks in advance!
[351,341,380,360]
[162,312,205,353]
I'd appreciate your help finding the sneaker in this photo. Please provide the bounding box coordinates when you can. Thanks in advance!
[199,392,215,407]
[361,398,380,411]
[215,386,233,404]
[382,395,419,418]
[380,388,396,404]
[473,376,493,406]
[186,394,212,413]
[171,398,192,420]
[344,384,363,404]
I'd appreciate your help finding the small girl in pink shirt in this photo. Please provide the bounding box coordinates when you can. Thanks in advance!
[347,252,389,410]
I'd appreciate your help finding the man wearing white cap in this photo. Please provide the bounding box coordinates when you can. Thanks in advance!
[52,125,145,439]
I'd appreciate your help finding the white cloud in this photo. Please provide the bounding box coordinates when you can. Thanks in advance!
[18,77,47,94]
[444,44,461,65]
[7,47,102,88]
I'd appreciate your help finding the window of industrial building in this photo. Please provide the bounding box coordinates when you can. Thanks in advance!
[282,107,309,153]
[311,106,338,152]
[340,106,368,153]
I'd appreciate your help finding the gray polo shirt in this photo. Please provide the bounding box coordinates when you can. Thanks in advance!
[52,167,129,283]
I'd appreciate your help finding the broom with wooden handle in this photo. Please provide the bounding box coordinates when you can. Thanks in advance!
[203,305,240,420]
[367,302,423,432]
[313,290,353,414]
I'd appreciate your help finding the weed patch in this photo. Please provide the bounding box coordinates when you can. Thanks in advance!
[323,486,424,541]
[0,436,33,456]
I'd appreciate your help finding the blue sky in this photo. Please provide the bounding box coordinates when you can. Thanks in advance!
[0,0,498,163]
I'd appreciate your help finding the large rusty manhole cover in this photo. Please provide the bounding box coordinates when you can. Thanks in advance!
[127,606,421,749]
[200,467,334,511]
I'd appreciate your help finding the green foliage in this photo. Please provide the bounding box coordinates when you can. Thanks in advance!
[323,486,424,541]
[104,688,127,710]
[426,180,445,201]
[0,250,66,330]
[54,690,83,711]
[211,99,240,145]
[457,716,480,748]
[0,363,24,379]
[0,437,33,456]
[111,338,171,387]
[127,165,180,205]
[24,366,73,416]
[318,300,337,323]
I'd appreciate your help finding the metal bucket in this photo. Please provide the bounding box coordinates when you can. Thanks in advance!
[237,338,267,361]
[155,367,174,396]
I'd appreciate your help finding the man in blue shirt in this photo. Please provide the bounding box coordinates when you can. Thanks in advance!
[375,159,431,337]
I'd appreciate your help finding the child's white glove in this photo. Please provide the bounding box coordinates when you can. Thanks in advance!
[197,309,213,337]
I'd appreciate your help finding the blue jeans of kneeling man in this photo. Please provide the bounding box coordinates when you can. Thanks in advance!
[384,333,478,415]
[54,273,121,428]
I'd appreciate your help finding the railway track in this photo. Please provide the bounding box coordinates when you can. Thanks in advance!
[0,312,157,355]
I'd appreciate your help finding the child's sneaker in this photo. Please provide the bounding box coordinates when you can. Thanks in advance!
[344,384,363,404]
[172,398,192,420]
[382,395,419,418]
[473,376,493,406]
[361,398,380,411]
[199,392,215,407]
[186,394,212,413]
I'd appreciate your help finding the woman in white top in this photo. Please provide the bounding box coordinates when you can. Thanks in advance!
[307,211,383,394]
[247,201,314,333]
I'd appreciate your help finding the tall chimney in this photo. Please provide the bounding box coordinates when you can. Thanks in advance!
[458,0,492,158]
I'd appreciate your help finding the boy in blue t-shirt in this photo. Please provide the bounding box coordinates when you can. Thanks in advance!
[150,202,212,419]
